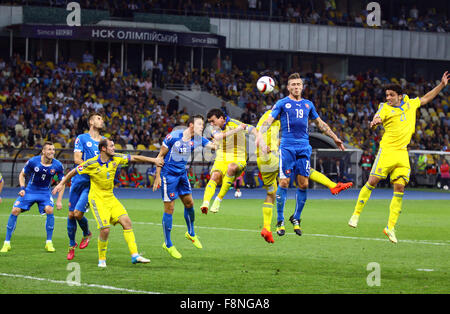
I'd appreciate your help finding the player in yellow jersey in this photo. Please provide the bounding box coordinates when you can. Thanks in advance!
[256,110,352,243]
[53,138,164,267]
[200,108,266,214]
[349,71,449,243]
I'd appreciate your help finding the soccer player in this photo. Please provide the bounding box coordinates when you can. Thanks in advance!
[259,73,345,237]
[67,112,105,260]
[200,108,266,214]
[1,142,65,253]
[53,139,164,267]
[153,115,216,259]
[348,71,449,243]
[256,109,352,243]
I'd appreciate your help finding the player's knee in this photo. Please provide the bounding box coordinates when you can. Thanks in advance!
[68,211,75,219]
[11,207,21,216]
[368,176,380,187]
[100,227,110,239]
[279,179,289,188]
[74,210,84,220]
[45,207,54,215]
[211,172,222,183]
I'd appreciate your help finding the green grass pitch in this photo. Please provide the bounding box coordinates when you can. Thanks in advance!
[0,197,449,294]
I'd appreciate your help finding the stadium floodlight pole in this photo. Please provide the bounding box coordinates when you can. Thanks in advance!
[25,37,28,62]
[9,29,12,58]
[120,42,124,73]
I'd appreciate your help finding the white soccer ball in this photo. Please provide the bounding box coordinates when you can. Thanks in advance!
[234,190,242,198]
[256,76,275,95]
[443,185,449,190]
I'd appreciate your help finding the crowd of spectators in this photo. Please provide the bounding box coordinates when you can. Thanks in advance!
[1,0,449,33]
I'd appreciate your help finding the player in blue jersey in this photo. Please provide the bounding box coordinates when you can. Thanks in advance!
[153,115,216,259]
[66,113,105,260]
[1,142,65,253]
[259,73,345,236]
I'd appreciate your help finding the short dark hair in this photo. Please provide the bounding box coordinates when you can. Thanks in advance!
[207,109,225,120]
[88,112,101,124]
[385,84,403,96]
[98,138,110,152]
[186,114,205,126]
[287,72,302,84]
[42,141,54,149]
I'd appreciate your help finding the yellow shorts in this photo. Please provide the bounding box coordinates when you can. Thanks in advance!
[89,197,128,229]
[257,154,279,193]
[210,160,246,177]
[370,148,410,184]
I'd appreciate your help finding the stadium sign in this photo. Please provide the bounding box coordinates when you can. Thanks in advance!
[15,24,226,48]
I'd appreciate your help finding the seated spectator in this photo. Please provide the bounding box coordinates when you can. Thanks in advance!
[130,167,144,188]
[118,168,130,188]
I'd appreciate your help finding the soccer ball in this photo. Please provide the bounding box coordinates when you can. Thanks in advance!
[443,185,449,190]
[234,190,242,198]
[256,76,275,95]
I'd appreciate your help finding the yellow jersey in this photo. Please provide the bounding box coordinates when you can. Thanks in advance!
[212,116,252,163]
[256,110,281,158]
[377,95,421,151]
[76,153,130,199]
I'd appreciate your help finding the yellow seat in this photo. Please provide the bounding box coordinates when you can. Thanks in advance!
[136,144,146,150]
[148,144,157,151]
[114,144,122,150]
[53,142,62,149]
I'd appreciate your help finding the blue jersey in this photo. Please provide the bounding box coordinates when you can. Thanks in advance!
[162,129,211,175]
[23,156,64,192]
[270,96,319,147]
[72,133,101,184]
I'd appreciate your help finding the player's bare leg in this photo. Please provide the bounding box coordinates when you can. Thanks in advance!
[211,163,239,213]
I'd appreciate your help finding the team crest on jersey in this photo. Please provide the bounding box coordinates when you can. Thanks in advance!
[50,169,55,175]
[34,167,40,172]
[175,141,181,147]
[87,141,92,147]
[305,103,309,109]
[112,162,117,167]
[285,103,292,109]
[170,193,175,198]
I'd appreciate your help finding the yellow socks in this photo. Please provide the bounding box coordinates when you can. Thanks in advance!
[262,202,273,231]
[388,192,403,230]
[310,169,336,189]
[98,237,108,260]
[123,229,138,256]
[203,180,217,204]
[353,183,375,216]
[217,174,235,200]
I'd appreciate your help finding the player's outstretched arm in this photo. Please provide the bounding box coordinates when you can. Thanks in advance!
[258,115,274,135]
[130,155,164,167]
[53,168,77,195]
[212,123,246,141]
[420,71,449,105]
[370,113,383,128]
[152,145,169,191]
[314,117,345,151]
[55,184,65,210]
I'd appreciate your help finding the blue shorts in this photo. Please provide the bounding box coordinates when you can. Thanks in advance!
[68,180,90,212]
[13,191,54,214]
[279,145,312,178]
[160,170,192,202]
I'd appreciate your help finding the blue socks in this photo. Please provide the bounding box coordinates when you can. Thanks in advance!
[67,218,77,247]
[184,207,195,237]
[162,212,173,248]
[293,188,307,221]
[5,214,18,242]
[276,187,287,222]
[46,214,55,241]
[77,216,90,237]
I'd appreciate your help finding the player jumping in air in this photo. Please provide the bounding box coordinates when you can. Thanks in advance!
[349,71,449,243]
[259,73,345,237]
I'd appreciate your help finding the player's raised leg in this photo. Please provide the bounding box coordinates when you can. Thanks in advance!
[349,175,381,228]
[309,168,353,195]
[211,163,242,213]
[201,170,221,214]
